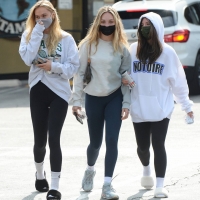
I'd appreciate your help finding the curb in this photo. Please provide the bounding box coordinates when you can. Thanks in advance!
[0,79,22,88]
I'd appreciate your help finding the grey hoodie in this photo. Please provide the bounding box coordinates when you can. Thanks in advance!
[72,38,131,109]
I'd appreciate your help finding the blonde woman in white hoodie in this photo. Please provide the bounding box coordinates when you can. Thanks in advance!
[19,1,79,199]
[125,12,194,198]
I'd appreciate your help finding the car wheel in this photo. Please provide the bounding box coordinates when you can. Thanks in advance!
[187,53,200,95]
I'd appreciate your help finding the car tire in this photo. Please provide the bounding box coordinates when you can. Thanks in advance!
[186,53,200,95]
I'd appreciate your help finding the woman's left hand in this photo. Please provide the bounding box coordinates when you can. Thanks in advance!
[122,78,129,86]
[37,60,52,72]
[121,108,129,120]
[187,111,194,118]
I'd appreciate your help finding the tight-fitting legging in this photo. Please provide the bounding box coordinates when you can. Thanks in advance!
[133,118,170,177]
[30,81,68,172]
[85,88,123,177]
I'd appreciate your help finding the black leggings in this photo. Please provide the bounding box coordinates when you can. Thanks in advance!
[30,81,68,172]
[85,88,123,177]
[133,118,169,177]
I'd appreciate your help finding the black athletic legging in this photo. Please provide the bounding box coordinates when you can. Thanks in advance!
[133,118,170,177]
[30,81,68,172]
[85,88,123,177]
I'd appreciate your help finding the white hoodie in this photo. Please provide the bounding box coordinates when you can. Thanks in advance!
[19,23,79,103]
[129,12,193,122]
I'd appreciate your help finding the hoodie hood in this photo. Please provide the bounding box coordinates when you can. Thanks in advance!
[138,12,164,45]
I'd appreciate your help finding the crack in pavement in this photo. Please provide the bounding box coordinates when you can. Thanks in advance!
[128,166,200,200]
[165,165,200,188]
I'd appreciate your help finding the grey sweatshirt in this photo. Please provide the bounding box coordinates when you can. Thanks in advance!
[19,23,79,102]
[73,38,131,109]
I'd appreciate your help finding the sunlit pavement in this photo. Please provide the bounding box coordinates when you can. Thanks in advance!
[0,82,200,200]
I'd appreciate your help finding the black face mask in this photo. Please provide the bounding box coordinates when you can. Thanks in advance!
[99,25,115,36]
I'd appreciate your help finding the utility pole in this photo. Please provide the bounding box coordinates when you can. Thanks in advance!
[82,0,89,39]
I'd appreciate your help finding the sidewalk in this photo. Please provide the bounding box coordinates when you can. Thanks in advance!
[0,85,200,200]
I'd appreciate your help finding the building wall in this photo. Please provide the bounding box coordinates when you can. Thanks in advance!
[0,0,117,78]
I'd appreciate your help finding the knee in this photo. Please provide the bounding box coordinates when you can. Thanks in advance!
[137,147,149,155]
[88,144,101,152]
[152,142,165,152]
[48,134,61,149]
[106,137,118,149]
[34,144,46,153]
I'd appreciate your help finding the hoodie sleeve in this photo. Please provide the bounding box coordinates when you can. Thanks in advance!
[168,48,193,113]
[51,35,80,80]
[119,47,131,109]
[19,23,45,66]
[72,42,88,107]
[73,43,88,107]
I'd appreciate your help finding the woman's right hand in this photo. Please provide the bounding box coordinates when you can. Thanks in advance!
[37,19,44,26]
[122,78,129,86]
[72,106,81,115]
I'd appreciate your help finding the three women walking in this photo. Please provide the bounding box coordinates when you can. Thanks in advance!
[19,0,194,199]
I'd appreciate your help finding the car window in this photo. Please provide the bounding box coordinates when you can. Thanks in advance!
[185,3,200,25]
[118,9,178,29]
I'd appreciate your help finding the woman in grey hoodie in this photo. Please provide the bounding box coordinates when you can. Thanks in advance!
[72,6,131,200]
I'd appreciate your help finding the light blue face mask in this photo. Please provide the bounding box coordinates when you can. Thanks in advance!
[36,17,52,29]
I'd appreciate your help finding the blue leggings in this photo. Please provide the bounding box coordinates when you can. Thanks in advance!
[85,88,123,177]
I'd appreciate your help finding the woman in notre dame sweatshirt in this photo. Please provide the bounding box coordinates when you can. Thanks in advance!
[19,1,79,199]
[128,12,194,198]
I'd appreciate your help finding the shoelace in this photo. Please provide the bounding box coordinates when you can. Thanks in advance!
[110,185,116,192]
[84,171,94,184]
[103,174,119,191]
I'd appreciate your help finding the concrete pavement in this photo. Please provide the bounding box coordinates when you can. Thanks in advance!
[0,82,200,200]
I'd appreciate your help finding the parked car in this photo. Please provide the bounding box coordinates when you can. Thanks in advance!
[113,0,200,95]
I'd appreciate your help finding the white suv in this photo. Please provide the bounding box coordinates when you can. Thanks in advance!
[113,0,200,95]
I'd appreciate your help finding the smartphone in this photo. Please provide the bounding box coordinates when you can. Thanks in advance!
[73,112,83,124]
[38,58,46,64]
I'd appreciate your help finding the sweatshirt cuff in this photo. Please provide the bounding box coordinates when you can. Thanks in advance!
[73,99,82,107]
[51,62,62,74]
[122,102,130,109]
[34,23,45,32]
[185,107,192,113]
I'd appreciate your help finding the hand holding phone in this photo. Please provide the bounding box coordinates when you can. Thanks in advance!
[73,110,87,124]
[73,112,83,124]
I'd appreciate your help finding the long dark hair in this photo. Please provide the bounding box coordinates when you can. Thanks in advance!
[136,18,163,64]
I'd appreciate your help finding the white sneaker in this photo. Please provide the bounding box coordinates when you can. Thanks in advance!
[141,176,154,189]
[82,169,96,192]
[154,187,169,198]
[101,183,119,200]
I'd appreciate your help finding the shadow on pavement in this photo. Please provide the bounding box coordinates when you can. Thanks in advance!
[127,189,162,200]
[21,191,40,200]
[76,191,91,200]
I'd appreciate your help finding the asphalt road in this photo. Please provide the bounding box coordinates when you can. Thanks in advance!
[0,82,200,200]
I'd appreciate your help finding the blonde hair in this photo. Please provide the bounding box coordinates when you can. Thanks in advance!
[78,6,129,53]
[25,0,62,55]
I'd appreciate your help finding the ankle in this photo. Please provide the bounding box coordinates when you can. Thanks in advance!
[156,177,165,188]
[104,176,112,185]
[50,171,61,191]
[143,164,151,177]
[35,161,45,179]
[87,165,95,171]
